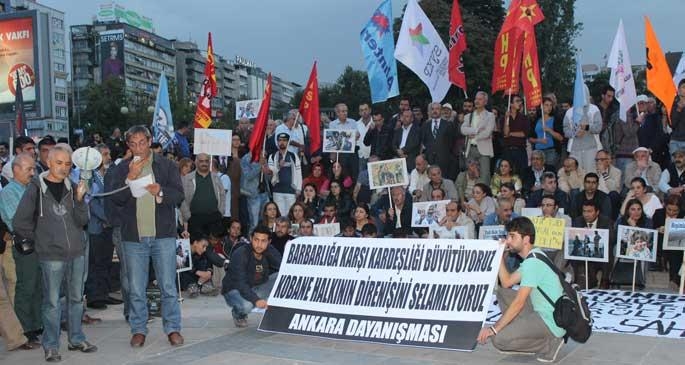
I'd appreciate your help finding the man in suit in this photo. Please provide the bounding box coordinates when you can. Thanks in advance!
[572,199,614,288]
[461,91,495,184]
[393,109,421,172]
[422,102,459,180]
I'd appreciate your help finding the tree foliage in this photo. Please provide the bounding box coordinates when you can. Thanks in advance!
[536,0,583,103]
[80,78,127,134]
[291,66,372,119]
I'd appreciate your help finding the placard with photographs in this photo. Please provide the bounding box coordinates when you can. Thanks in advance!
[616,225,658,262]
[289,223,301,237]
[479,225,507,240]
[411,200,450,227]
[367,158,409,190]
[429,224,469,239]
[564,228,610,263]
[323,129,356,153]
[663,218,685,251]
[175,238,192,273]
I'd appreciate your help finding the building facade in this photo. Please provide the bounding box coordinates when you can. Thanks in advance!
[70,20,176,132]
[0,0,69,140]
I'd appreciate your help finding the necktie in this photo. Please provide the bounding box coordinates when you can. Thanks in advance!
[432,120,438,138]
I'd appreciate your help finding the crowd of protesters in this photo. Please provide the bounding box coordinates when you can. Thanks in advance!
[1,81,685,362]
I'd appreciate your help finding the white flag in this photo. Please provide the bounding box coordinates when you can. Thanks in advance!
[394,0,450,102]
[607,19,636,122]
[673,52,685,88]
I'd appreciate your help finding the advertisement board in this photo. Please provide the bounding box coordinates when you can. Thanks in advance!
[99,29,125,81]
[0,16,37,110]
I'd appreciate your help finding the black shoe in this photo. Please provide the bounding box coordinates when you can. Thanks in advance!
[68,341,98,353]
[105,296,124,305]
[25,333,40,344]
[87,301,108,310]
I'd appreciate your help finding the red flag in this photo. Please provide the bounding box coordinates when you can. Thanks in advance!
[448,0,467,91]
[298,62,321,154]
[248,73,273,162]
[521,31,542,107]
[501,0,545,34]
[193,32,217,128]
[492,0,544,95]
[492,27,523,94]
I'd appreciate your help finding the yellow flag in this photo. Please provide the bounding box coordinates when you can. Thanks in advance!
[645,16,676,117]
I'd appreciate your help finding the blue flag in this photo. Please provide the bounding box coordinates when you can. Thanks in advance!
[152,73,174,150]
[360,0,399,104]
[572,57,586,125]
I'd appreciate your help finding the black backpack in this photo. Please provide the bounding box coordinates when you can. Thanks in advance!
[527,251,593,343]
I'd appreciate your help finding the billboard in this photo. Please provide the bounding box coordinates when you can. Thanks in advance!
[0,16,37,108]
[97,2,154,33]
[99,29,125,81]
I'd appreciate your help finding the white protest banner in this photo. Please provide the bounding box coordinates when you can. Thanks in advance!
[487,290,685,339]
[313,223,340,237]
[236,99,262,119]
[193,129,232,156]
[259,237,504,351]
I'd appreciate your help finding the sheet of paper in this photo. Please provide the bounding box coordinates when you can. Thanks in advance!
[129,174,153,198]
[251,307,266,314]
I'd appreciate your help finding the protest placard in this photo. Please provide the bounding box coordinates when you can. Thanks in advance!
[259,237,504,351]
[323,129,356,154]
[236,99,262,119]
[175,238,192,273]
[530,217,565,250]
[313,223,341,237]
[478,225,507,240]
[664,218,685,251]
[411,200,450,227]
[193,129,232,156]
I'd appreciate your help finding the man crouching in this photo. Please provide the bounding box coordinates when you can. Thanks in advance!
[222,225,281,328]
[13,143,97,362]
[477,217,565,363]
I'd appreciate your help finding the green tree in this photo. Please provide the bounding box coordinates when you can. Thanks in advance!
[80,78,127,135]
[168,79,195,128]
[537,0,583,103]
[290,66,371,119]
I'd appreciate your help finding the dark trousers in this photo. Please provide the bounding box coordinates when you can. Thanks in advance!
[668,250,684,283]
[85,228,114,302]
[13,247,42,333]
[188,211,223,236]
[503,146,528,175]
[179,255,210,290]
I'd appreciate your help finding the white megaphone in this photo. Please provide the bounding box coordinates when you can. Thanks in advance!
[72,147,103,181]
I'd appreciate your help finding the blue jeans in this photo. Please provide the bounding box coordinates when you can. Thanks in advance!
[122,237,181,336]
[246,193,268,231]
[223,273,277,319]
[40,256,87,351]
[112,227,129,318]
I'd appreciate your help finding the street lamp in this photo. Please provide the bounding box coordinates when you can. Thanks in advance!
[120,106,129,114]
[147,106,155,113]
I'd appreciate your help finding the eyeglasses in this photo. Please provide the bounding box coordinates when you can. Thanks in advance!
[594,158,609,161]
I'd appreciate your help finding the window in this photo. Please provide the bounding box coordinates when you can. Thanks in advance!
[54,62,66,72]
[56,107,68,118]
[55,92,66,102]
[53,49,65,58]
[52,17,64,30]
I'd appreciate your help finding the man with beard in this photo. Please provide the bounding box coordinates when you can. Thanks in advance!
[623,147,661,191]
[477,217,565,363]
[222,225,281,328]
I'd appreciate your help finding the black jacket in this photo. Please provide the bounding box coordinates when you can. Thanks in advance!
[520,164,556,197]
[222,243,282,303]
[392,124,422,172]
[106,153,184,242]
[363,123,395,160]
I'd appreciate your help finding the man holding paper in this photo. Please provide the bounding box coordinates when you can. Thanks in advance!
[106,125,185,348]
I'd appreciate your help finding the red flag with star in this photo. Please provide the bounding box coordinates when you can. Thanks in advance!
[448,0,467,91]
[521,31,543,107]
[298,62,321,155]
[248,73,272,162]
[193,32,217,128]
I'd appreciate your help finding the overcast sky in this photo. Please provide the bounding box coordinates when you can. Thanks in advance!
[40,0,683,85]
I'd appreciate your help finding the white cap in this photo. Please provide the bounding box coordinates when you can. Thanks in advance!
[442,103,453,110]
[632,146,650,154]
[636,94,649,103]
